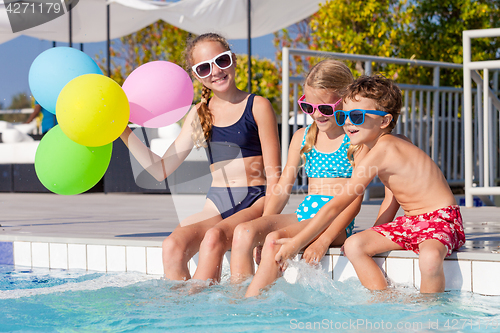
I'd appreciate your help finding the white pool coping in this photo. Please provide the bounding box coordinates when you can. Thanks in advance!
[1,193,500,295]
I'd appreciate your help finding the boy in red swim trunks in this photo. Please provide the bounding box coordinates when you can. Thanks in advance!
[274,74,465,293]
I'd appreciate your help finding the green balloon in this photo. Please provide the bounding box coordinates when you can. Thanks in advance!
[35,125,112,195]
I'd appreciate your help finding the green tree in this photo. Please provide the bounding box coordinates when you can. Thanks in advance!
[274,0,500,88]
[0,93,32,122]
[273,18,315,76]
[274,0,409,80]
[235,55,281,113]
[311,0,404,58]
[400,0,500,86]
[9,92,31,109]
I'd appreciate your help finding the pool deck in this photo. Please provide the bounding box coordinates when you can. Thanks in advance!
[1,192,500,295]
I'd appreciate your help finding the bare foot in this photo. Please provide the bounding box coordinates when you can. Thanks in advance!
[188,280,211,295]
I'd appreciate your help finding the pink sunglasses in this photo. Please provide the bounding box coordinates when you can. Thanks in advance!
[297,95,342,117]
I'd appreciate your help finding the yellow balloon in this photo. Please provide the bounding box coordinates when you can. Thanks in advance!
[56,74,130,147]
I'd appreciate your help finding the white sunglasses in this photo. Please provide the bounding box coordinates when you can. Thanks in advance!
[191,51,233,78]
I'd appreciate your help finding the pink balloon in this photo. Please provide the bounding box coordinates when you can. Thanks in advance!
[122,61,194,128]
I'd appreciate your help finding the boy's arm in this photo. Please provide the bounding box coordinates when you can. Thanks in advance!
[302,195,362,263]
[302,144,368,263]
[275,148,378,263]
[262,128,304,216]
[275,155,378,264]
[274,184,360,264]
[373,186,400,226]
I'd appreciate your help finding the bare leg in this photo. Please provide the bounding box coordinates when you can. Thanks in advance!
[162,199,222,280]
[245,222,307,297]
[192,198,266,282]
[343,230,403,291]
[418,239,448,293]
[230,213,299,283]
[330,231,347,246]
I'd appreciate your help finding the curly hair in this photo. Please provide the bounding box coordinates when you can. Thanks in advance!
[344,74,402,133]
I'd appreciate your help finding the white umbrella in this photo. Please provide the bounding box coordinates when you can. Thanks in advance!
[1,0,324,42]
[0,0,325,90]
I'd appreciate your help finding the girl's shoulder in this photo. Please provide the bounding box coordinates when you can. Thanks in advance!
[289,126,307,151]
[251,95,273,112]
[291,126,307,140]
[250,95,275,124]
[292,126,309,149]
[252,94,271,105]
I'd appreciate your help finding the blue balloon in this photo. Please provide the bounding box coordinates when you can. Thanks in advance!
[28,47,103,114]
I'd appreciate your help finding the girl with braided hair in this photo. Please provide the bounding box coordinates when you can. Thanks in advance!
[120,33,280,283]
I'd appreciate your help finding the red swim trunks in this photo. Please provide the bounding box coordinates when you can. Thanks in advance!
[370,205,466,256]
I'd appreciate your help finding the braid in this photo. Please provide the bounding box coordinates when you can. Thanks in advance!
[299,122,318,165]
[191,85,213,148]
[184,33,231,148]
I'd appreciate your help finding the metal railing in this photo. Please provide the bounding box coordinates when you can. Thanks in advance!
[0,108,40,134]
[0,108,33,115]
[464,28,500,207]
[281,47,500,200]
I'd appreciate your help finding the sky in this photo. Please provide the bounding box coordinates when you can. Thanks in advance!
[0,33,277,109]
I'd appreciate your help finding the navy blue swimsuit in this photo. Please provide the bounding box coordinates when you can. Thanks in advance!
[205,94,266,218]
[206,94,262,163]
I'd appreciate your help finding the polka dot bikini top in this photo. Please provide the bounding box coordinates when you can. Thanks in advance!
[301,124,353,178]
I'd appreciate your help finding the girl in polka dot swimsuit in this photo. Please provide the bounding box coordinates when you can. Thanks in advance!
[229,60,367,296]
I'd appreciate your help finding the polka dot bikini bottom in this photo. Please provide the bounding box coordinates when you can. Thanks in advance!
[295,194,354,237]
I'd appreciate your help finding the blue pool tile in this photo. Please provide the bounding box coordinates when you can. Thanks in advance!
[0,242,14,265]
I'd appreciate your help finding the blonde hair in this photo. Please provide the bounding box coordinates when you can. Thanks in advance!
[184,33,231,148]
[299,59,358,165]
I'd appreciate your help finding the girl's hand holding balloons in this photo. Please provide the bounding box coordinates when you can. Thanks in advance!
[30,47,193,195]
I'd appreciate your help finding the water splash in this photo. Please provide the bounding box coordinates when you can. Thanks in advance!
[1,265,500,332]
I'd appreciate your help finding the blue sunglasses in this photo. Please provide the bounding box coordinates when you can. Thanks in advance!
[334,109,390,126]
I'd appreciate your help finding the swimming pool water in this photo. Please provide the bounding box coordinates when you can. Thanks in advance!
[1,261,499,332]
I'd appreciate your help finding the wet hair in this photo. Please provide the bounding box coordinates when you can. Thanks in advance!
[299,59,355,164]
[184,33,231,148]
[344,74,402,133]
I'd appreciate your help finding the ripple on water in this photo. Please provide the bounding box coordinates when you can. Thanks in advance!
[0,263,499,332]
